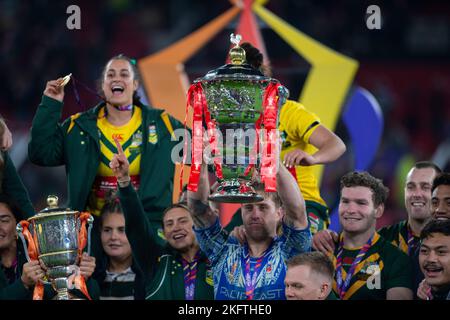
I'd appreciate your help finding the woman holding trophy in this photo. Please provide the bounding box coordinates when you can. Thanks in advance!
[0,195,97,300]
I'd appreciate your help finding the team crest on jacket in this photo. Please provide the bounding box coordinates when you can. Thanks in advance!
[148,124,158,144]
[130,130,142,153]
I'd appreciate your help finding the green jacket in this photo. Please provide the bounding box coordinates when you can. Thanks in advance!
[119,184,214,300]
[28,95,184,223]
[0,245,31,300]
[1,151,35,218]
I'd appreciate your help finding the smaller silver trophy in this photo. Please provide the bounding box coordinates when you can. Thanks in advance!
[17,195,93,300]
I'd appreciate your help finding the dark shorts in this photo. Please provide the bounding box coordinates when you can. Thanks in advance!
[305,200,329,235]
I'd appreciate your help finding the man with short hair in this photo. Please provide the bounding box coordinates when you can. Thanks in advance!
[313,162,441,298]
[378,161,441,254]
[314,162,441,255]
[431,172,450,221]
[418,219,450,300]
[285,252,337,300]
[187,163,311,300]
[329,171,413,300]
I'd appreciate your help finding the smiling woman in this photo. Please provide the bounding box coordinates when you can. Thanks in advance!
[28,54,186,259]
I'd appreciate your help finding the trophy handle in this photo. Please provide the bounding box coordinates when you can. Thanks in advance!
[277,85,289,108]
[38,278,52,285]
[86,215,94,256]
[16,223,32,262]
[16,222,52,285]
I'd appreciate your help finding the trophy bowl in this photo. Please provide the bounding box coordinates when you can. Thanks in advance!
[17,195,93,300]
[188,34,289,203]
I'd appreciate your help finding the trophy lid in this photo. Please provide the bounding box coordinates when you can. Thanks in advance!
[28,195,78,221]
[194,33,276,83]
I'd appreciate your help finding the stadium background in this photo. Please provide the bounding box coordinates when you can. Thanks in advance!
[1,0,449,229]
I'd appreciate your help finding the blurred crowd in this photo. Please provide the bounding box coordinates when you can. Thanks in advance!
[0,0,449,227]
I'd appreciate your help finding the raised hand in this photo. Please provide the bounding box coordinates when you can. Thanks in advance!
[109,137,130,182]
[0,118,12,151]
[43,78,66,102]
[229,225,247,245]
[312,229,338,254]
[417,279,433,300]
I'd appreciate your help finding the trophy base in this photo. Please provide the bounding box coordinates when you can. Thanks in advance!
[52,291,83,300]
[51,276,84,300]
[209,180,264,203]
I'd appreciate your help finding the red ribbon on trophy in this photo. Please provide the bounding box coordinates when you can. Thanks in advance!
[260,82,281,192]
[75,212,92,300]
[186,83,204,192]
[185,83,224,192]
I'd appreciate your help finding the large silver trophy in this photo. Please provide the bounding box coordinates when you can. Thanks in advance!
[16,195,93,300]
[186,34,289,203]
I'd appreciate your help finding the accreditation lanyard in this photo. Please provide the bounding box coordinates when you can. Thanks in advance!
[181,251,201,300]
[335,234,375,299]
[70,75,133,111]
[1,256,19,284]
[406,224,416,256]
[243,245,270,300]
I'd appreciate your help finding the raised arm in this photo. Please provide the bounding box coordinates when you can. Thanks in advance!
[110,138,161,281]
[187,164,217,229]
[284,125,346,168]
[308,125,346,164]
[28,78,68,166]
[277,164,308,229]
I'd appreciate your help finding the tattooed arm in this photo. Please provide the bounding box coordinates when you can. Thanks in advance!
[278,163,308,229]
[187,164,217,229]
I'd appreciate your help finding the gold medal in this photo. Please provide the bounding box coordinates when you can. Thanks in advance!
[59,73,72,87]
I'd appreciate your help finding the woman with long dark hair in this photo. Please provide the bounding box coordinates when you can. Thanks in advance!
[28,55,184,253]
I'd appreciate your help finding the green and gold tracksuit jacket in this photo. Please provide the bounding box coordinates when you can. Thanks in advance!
[378,219,423,298]
[119,184,214,300]
[28,95,184,225]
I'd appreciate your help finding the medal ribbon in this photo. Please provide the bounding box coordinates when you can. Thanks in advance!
[181,251,201,300]
[406,224,416,255]
[70,75,133,111]
[335,233,376,299]
[243,245,270,300]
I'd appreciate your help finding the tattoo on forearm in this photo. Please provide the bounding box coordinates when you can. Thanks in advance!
[190,199,211,228]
